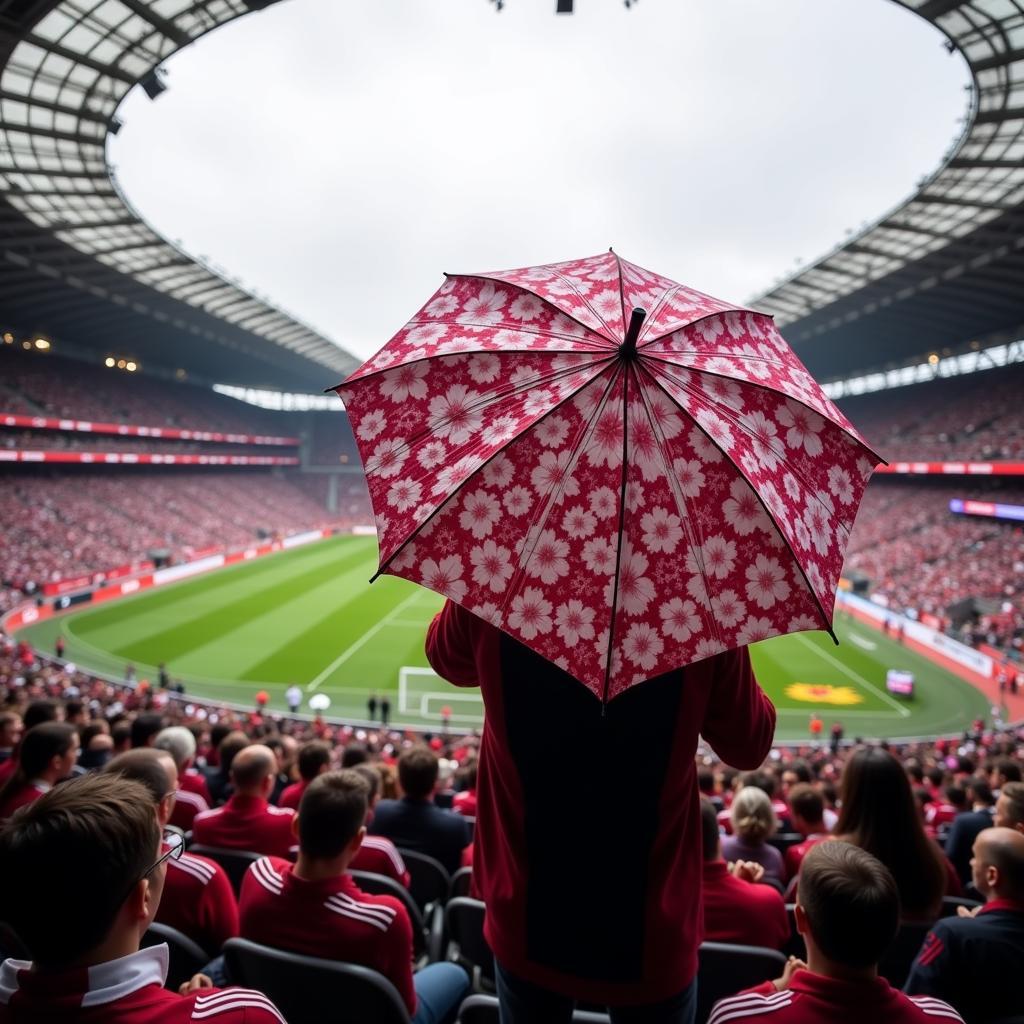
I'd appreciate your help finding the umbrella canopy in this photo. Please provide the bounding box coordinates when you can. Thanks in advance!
[333,252,881,702]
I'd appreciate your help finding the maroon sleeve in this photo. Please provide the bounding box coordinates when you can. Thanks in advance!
[199,863,240,950]
[425,601,480,687]
[701,646,776,769]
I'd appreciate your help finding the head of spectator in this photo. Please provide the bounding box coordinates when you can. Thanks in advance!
[341,742,369,768]
[967,776,995,809]
[131,713,165,749]
[701,797,723,862]
[351,763,382,821]
[835,747,946,920]
[970,827,1024,905]
[788,783,826,838]
[79,722,113,771]
[105,748,179,829]
[0,712,22,753]
[945,783,969,813]
[741,769,778,801]
[730,785,777,845]
[926,766,945,791]
[0,723,79,810]
[0,773,163,967]
[697,767,716,799]
[782,760,813,794]
[230,744,277,800]
[23,699,60,730]
[991,759,1022,790]
[155,725,197,775]
[398,745,439,801]
[208,723,232,764]
[794,841,900,977]
[293,770,370,878]
[216,730,251,775]
[111,719,132,754]
[995,781,1024,835]
[64,700,87,727]
[296,740,331,783]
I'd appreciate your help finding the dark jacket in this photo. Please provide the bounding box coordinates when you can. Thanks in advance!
[944,808,994,883]
[368,796,470,876]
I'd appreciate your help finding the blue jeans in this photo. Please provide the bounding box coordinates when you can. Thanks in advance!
[496,961,696,1024]
[412,961,471,1024]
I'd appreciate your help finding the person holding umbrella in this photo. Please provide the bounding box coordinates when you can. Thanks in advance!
[335,252,881,1022]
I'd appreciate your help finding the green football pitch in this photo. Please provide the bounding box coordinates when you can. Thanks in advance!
[15,535,990,742]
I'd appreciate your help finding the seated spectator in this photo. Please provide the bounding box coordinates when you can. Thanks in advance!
[700,799,788,950]
[0,773,283,1023]
[278,740,330,810]
[834,748,955,919]
[239,770,469,1024]
[945,778,996,885]
[105,749,239,957]
[131,713,165,749]
[78,731,114,772]
[722,786,785,885]
[905,828,1024,1022]
[155,726,211,831]
[192,745,295,858]
[0,713,22,767]
[203,731,250,807]
[0,723,78,821]
[989,759,1022,793]
[698,767,724,812]
[349,763,410,888]
[263,736,297,806]
[926,784,966,834]
[995,781,1024,835]
[368,746,470,876]
[452,759,478,818]
[785,784,830,881]
[708,842,963,1024]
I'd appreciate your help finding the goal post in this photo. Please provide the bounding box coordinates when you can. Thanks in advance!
[397,665,485,724]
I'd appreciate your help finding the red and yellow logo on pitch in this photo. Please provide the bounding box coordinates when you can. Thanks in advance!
[785,683,863,706]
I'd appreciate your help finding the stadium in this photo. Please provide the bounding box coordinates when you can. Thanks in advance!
[0,2,1023,1023]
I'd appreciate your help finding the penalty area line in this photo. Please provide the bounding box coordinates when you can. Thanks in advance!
[306,591,425,693]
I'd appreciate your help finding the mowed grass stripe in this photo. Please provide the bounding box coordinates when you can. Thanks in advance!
[175,550,389,680]
[241,576,441,684]
[96,539,376,665]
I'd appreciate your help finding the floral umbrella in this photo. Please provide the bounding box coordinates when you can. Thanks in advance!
[332,252,881,702]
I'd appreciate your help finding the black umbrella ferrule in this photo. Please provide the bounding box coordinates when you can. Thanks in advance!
[620,307,646,361]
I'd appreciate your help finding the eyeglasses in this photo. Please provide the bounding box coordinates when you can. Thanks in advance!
[145,830,185,877]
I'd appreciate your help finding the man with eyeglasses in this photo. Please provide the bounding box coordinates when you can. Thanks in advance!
[105,750,239,958]
[0,772,284,1022]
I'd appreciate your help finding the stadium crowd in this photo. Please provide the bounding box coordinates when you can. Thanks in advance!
[0,633,1020,1022]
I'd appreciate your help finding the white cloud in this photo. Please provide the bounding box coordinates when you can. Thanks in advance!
[108,0,968,369]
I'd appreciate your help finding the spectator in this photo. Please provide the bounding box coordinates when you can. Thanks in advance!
[204,730,250,807]
[834,748,954,919]
[994,781,1024,834]
[700,799,788,950]
[0,723,79,821]
[22,701,60,731]
[192,745,296,859]
[926,784,966,834]
[989,759,1022,792]
[785,784,830,881]
[110,719,132,755]
[0,714,22,768]
[155,725,211,831]
[239,770,469,1023]
[130,712,165,749]
[0,773,282,1023]
[426,600,775,1018]
[341,742,369,768]
[905,828,1024,1022]
[452,759,478,817]
[78,731,114,771]
[945,777,996,885]
[349,763,411,887]
[278,740,331,809]
[105,748,239,957]
[708,842,963,1024]
[722,786,785,885]
[369,745,470,877]
[263,736,296,806]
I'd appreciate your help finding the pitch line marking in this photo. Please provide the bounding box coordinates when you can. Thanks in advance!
[306,590,425,692]
[792,634,911,717]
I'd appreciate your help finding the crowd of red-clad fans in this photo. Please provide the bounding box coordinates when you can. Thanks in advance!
[0,634,1021,1022]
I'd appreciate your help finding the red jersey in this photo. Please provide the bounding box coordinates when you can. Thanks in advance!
[351,836,411,888]
[180,770,212,805]
[701,861,789,951]
[0,760,16,788]
[277,781,306,810]
[707,973,963,1024]
[925,803,957,831]
[0,783,47,822]
[192,796,295,859]
[238,857,416,1015]
[783,835,827,881]
[157,852,239,955]
[453,791,477,816]
[169,789,209,833]
[426,600,776,1006]
[0,945,283,1023]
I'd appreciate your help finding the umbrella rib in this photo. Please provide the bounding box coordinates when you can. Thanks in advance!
[635,308,764,353]
[601,363,633,707]
[637,362,839,644]
[610,249,628,344]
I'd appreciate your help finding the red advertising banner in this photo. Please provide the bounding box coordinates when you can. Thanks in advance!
[0,451,299,466]
[0,413,299,446]
[875,461,1024,477]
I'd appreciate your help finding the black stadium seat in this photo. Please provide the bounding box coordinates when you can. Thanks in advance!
[450,866,474,898]
[696,941,788,1023]
[446,897,495,987]
[187,844,263,895]
[457,994,611,1023]
[766,833,804,855]
[223,937,412,1024]
[397,848,451,913]
[878,921,932,989]
[142,922,210,991]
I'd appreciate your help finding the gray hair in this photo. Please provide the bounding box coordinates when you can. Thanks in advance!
[154,725,196,769]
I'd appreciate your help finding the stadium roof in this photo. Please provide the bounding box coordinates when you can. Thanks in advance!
[0,0,1021,391]
[754,0,1024,382]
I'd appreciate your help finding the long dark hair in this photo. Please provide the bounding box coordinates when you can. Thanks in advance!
[835,747,946,920]
[0,723,77,812]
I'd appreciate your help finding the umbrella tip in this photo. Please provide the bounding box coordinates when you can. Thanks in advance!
[619,307,647,360]
[608,246,614,252]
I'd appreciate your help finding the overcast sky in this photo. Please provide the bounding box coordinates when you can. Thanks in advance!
[109,0,969,370]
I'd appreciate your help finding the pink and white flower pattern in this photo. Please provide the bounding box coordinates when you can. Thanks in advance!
[335,252,880,701]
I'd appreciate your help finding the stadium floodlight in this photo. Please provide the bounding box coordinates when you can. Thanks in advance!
[33,337,50,350]
[104,357,115,368]
[140,69,167,100]
[125,361,138,372]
